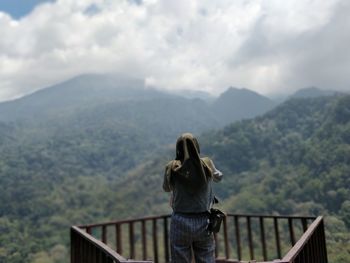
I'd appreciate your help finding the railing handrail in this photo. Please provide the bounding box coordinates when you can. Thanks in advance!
[78,214,171,229]
[71,226,153,263]
[71,226,127,262]
[78,213,316,229]
[282,216,324,262]
[226,213,316,220]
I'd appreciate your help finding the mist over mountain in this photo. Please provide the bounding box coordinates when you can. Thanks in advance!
[0,74,278,137]
[0,74,170,122]
[167,89,215,101]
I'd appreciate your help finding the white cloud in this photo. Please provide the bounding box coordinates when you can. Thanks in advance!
[0,0,348,101]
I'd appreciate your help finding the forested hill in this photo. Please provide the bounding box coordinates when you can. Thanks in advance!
[114,95,350,220]
[202,95,350,263]
[201,95,350,216]
[0,81,349,263]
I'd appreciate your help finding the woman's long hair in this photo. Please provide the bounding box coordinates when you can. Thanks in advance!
[172,133,211,192]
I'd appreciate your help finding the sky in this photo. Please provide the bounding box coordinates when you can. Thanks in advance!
[0,0,349,102]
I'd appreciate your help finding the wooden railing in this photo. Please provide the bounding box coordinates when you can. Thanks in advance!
[71,214,328,263]
[76,215,170,263]
[71,225,152,263]
[214,214,319,262]
[281,216,328,263]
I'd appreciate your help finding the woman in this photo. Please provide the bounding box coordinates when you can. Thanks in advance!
[163,133,223,263]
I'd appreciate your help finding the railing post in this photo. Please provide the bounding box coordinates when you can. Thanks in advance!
[153,218,158,263]
[259,217,267,261]
[274,217,282,259]
[116,223,122,254]
[102,225,107,244]
[301,218,308,232]
[288,218,296,246]
[142,220,147,260]
[311,231,317,261]
[214,232,218,258]
[129,222,135,259]
[163,216,170,263]
[234,216,242,261]
[223,216,230,259]
[71,227,75,263]
[247,216,254,260]
[320,219,328,263]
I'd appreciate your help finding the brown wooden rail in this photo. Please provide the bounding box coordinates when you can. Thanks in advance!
[71,214,327,263]
[71,226,153,263]
[281,216,328,263]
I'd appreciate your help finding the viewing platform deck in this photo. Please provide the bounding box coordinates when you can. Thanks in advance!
[70,213,328,263]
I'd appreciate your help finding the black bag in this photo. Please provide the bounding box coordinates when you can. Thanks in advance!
[207,208,225,233]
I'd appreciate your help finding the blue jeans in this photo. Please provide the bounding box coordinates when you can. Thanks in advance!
[170,213,215,263]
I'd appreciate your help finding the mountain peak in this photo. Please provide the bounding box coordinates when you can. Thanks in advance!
[223,86,251,94]
[219,87,270,99]
[212,87,276,124]
[0,74,168,122]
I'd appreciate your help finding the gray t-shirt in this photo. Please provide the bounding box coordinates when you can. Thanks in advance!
[171,178,214,213]
[163,158,223,213]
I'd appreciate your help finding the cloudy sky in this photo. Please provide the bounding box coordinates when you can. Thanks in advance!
[0,0,349,102]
